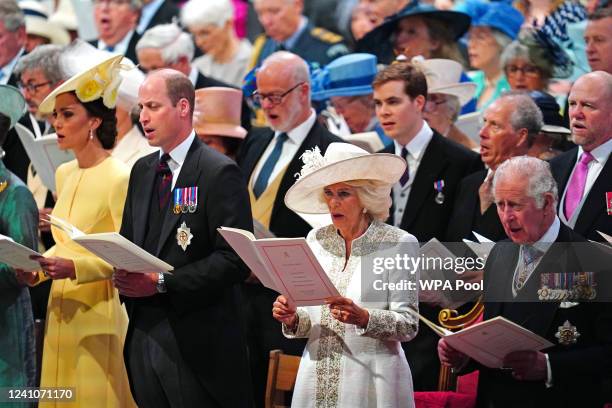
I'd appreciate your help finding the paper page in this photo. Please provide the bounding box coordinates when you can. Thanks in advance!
[0,235,42,271]
[47,214,84,239]
[473,231,494,243]
[255,239,339,306]
[598,230,612,245]
[462,238,493,260]
[74,233,173,273]
[444,317,553,368]
[218,227,279,291]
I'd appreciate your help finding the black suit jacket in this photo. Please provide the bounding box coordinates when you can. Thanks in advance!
[474,223,612,408]
[140,0,179,33]
[381,131,483,243]
[88,31,141,65]
[120,137,253,407]
[550,147,612,241]
[237,121,343,238]
[446,169,507,242]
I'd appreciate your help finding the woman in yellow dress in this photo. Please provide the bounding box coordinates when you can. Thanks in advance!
[18,44,136,407]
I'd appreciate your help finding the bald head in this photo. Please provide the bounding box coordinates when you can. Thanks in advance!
[568,71,612,151]
[255,52,312,132]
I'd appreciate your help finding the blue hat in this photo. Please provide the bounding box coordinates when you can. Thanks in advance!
[528,91,570,135]
[357,2,471,59]
[472,2,524,40]
[0,85,26,129]
[311,54,378,101]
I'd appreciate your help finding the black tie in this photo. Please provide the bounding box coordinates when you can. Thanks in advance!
[156,153,172,209]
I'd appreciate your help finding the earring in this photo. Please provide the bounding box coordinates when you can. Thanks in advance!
[89,129,94,140]
[362,208,367,214]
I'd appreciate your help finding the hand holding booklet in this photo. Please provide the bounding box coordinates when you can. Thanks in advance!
[218,227,339,306]
[408,308,553,368]
[45,215,173,273]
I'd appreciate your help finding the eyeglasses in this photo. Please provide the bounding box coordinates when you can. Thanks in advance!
[505,64,540,77]
[252,82,305,106]
[18,81,52,93]
[93,0,131,6]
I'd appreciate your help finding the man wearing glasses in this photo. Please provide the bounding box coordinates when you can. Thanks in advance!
[90,0,142,64]
[236,51,342,407]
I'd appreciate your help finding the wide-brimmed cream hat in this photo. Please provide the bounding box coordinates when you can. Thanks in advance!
[284,143,406,214]
[49,0,78,32]
[0,85,26,128]
[411,57,476,107]
[194,87,247,139]
[21,1,70,46]
[39,41,124,114]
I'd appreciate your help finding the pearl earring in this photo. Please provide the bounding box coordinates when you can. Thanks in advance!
[362,208,367,214]
[89,129,94,140]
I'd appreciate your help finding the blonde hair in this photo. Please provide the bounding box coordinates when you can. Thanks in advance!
[319,179,393,221]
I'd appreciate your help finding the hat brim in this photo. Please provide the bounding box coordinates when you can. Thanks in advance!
[0,86,26,128]
[541,124,571,135]
[39,54,123,114]
[284,153,405,214]
[429,82,477,107]
[357,9,471,56]
[194,123,247,139]
[312,85,373,101]
[26,17,70,45]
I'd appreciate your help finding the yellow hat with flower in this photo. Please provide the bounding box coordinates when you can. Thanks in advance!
[39,40,125,114]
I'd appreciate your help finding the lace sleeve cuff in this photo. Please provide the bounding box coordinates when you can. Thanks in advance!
[355,308,418,342]
[282,308,312,338]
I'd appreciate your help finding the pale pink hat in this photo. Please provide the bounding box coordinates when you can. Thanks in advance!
[194,87,247,139]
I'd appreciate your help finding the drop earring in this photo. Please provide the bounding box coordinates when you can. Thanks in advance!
[362,208,367,214]
[89,129,94,140]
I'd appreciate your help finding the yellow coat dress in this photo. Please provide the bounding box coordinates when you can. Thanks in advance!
[38,157,136,407]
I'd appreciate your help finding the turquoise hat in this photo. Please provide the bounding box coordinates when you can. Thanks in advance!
[311,53,378,102]
[0,85,26,128]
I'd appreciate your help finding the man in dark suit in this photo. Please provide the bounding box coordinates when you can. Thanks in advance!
[439,156,612,408]
[90,0,141,63]
[236,51,342,406]
[136,0,179,35]
[446,93,543,242]
[250,0,349,69]
[550,71,612,242]
[136,23,252,131]
[113,69,253,408]
[372,61,481,391]
[0,0,25,88]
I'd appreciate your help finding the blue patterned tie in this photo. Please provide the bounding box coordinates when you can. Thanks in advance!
[253,133,288,198]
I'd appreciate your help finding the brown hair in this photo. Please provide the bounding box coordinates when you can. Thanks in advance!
[164,73,195,117]
[79,94,117,150]
[372,62,428,100]
[422,17,468,68]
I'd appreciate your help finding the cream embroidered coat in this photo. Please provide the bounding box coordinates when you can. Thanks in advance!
[284,221,419,408]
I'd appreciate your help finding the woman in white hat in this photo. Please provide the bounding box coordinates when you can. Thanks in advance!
[16,42,136,407]
[273,143,419,407]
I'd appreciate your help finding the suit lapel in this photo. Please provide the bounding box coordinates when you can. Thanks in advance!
[484,243,519,319]
[400,133,447,229]
[155,138,201,256]
[244,129,274,179]
[133,154,158,247]
[575,154,612,234]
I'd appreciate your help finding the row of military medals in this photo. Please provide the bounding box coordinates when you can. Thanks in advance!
[173,187,198,214]
[537,271,596,301]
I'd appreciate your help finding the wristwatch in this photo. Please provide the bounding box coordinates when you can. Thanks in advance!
[156,272,167,293]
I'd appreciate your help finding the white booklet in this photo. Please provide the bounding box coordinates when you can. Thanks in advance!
[463,231,495,260]
[15,123,75,192]
[408,309,553,368]
[218,227,339,306]
[0,234,43,271]
[46,215,173,273]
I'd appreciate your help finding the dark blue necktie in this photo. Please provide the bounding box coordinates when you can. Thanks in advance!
[399,147,410,186]
[253,133,288,198]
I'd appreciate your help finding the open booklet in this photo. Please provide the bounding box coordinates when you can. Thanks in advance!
[0,234,44,271]
[46,215,173,273]
[408,308,553,368]
[218,227,339,306]
[462,231,495,261]
[15,124,75,192]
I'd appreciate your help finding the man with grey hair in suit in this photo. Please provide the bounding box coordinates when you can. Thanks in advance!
[90,0,142,63]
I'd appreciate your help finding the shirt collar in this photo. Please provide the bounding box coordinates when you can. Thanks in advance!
[276,109,316,144]
[393,121,433,158]
[281,16,308,50]
[1,47,24,84]
[98,30,135,55]
[136,0,164,34]
[578,138,612,164]
[531,216,560,254]
[161,130,195,166]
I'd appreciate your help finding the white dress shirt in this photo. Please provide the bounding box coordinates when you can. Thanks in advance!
[391,121,433,227]
[250,110,316,189]
[160,131,195,190]
[559,138,612,227]
[0,48,24,85]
